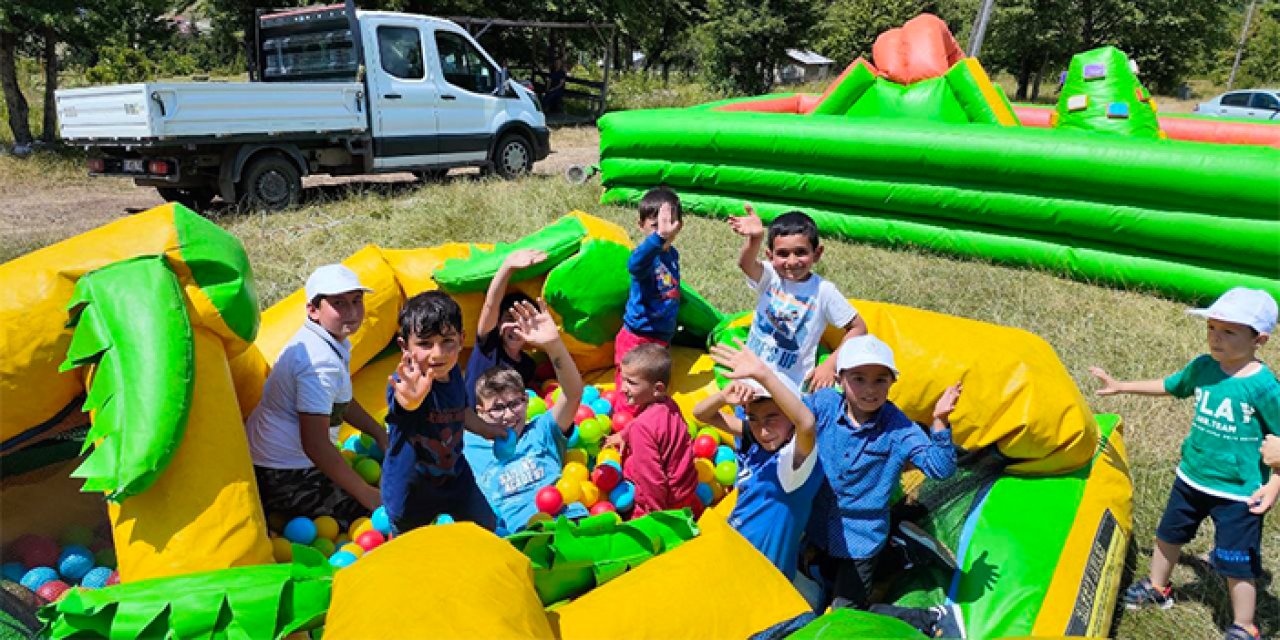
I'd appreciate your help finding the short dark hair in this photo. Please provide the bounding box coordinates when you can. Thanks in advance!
[622,343,671,385]
[475,367,525,403]
[767,210,820,251]
[398,291,462,342]
[499,291,535,316]
[638,186,682,224]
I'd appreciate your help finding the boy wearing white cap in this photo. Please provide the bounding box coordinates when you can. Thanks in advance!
[800,334,962,611]
[1091,287,1279,640]
[246,264,389,525]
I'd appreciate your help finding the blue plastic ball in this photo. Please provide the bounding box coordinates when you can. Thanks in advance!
[582,386,601,403]
[435,514,455,525]
[714,445,736,466]
[1,562,25,582]
[371,506,392,535]
[343,434,361,452]
[609,481,636,512]
[283,517,318,545]
[20,566,58,592]
[696,482,714,506]
[80,566,113,589]
[526,388,539,398]
[58,544,94,582]
[493,428,518,461]
[328,551,358,568]
[591,399,612,417]
[566,426,580,448]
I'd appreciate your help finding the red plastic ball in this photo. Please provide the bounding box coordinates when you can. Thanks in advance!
[610,411,633,433]
[36,580,71,603]
[356,530,386,551]
[591,464,621,493]
[106,571,120,586]
[541,381,560,398]
[11,534,59,569]
[535,485,564,515]
[600,389,619,404]
[692,435,718,459]
[589,501,617,515]
[573,404,596,425]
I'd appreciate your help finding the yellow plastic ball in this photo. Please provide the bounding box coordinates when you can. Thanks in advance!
[337,424,359,444]
[596,448,622,467]
[579,480,600,507]
[564,448,588,467]
[340,449,358,463]
[270,537,293,563]
[349,517,373,538]
[562,461,589,483]
[313,516,340,541]
[711,481,726,504]
[527,512,553,528]
[694,458,716,485]
[556,477,582,504]
[335,533,351,547]
[339,543,365,558]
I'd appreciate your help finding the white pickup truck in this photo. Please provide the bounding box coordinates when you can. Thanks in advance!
[55,5,549,210]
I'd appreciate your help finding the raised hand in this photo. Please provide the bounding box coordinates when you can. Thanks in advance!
[502,299,560,348]
[805,362,837,391]
[1088,367,1121,396]
[710,338,769,382]
[503,249,548,271]
[390,352,434,411]
[656,202,682,242]
[728,203,764,238]
[723,381,758,406]
[933,382,963,423]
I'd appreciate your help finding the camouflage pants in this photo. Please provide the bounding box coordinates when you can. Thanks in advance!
[254,466,368,528]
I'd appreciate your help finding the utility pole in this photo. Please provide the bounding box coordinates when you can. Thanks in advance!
[968,0,998,58]
[1227,0,1258,90]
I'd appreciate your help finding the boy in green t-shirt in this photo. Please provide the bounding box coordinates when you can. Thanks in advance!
[1090,287,1280,640]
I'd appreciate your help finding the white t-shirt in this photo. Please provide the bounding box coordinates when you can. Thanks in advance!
[246,319,353,469]
[746,262,857,387]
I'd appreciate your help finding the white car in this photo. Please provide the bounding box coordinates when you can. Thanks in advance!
[1193,89,1280,120]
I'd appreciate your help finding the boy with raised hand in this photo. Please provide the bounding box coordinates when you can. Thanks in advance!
[383,291,504,535]
[247,264,387,525]
[1092,287,1280,640]
[472,299,589,534]
[463,249,547,406]
[728,205,867,390]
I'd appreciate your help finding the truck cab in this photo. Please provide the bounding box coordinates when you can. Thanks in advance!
[56,6,549,211]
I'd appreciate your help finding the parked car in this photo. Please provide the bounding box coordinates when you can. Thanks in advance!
[56,6,549,211]
[1193,89,1280,120]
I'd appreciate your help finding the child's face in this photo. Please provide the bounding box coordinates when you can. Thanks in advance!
[1206,318,1266,365]
[746,398,795,452]
[399,326,463,381]
[477,389,529,433]
[620,362,663,409]
[500,307,528,352]
[638,216,658,236]
[766,233,822,281]
[307,291,365,339]
[840,364,895,419]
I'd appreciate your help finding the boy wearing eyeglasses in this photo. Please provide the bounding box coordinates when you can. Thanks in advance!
[471,299,588,534]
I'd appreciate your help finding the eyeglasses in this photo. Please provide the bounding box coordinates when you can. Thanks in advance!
[482,397,528,417]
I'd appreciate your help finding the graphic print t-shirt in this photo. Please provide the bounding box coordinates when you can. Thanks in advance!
[381,365,469,521]
[745,262,857,387]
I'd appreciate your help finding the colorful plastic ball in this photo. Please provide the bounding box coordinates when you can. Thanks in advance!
[566,425,581,448]
[526,396,548,421]
[712,481,726,503]
[596,414,612,432]
[343,434,362,452]
[714,460,739,486]
[526,388,539,398]
[283,517,318,545]
[1,562,24,583]
[591,463,621,493]
[555,477,583,504]
[435,514,455,525]
[696,483,714,506]
[590,398,612,417]
[527,512,553,528]
[582,385,601,403]
[341,449,359,464]
[270,537,293,563]
[601,389,619,404]
[94,548,116,570]
[610,412,633,433]
[12,535,59,569]
[58,545,94,582]
[596,447,621,467]
[609,481,636,512]
[106,571,119,586]
[692,435,718,459]
[60,525,94,549]
[339,543,365,558]
[574,404,596,425]
[601,459,623,473]
[714,445,737,466]
[20,567,58,592]
[589,501,617,516]
[694,458,716,485]
[356,530,385,552]
[562,461,590,483]
[535,485,564,515]
[579,480,601,507]
[564,447,588,467]
[328,551,358,568]
[36,580,71,603]
[371,507,393,535]
[80,566,113,589]
[696,427,721,443]
[313,516,340,542]
[335,533,351,547]
[311,538,335,557]
[352,457,380,484]
[578,419,605,444]
[549,387,564,405]
[541,380,560,396]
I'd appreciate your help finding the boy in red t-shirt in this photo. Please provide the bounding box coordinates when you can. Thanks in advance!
[607,343,701,518]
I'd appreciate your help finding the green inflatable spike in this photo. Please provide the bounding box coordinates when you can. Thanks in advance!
[674,283,725,348]
[171,203,260,345]
[544,239,632,345]
[59,256,194,501]
[39,546,333,639]
[1056,46,1160,139]
[434,216,588,294]
[506,510,699,605]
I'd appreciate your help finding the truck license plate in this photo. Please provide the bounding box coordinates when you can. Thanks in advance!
[123,159,145,173]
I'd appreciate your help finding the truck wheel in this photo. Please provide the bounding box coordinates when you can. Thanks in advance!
[156,187,216,212]
[490,134,533,179]
[238,155,302,211]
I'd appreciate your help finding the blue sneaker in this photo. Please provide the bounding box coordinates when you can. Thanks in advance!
[1223,623,1261,640]
[1122,577,1173,610]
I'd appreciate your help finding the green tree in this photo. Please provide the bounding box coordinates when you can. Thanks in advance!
[694,0,819,95]
[1221,1,1280,88]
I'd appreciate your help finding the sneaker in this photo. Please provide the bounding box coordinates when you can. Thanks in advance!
[897,521,958,572]
[929,603,964,638]
[1223,624,1261,640]
[1122,577,1173,610]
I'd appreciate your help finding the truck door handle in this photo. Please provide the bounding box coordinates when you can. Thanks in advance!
[384,93,402,100]
[442,95,457,101]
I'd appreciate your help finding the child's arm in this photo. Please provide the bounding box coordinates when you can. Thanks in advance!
[624,423,671,514]
[906,383,963,479]
[1088,367,1169,396]
[1262,435,1280,469]
[1248,471,1280,515]
[691,383,753,437]
[728,203,765,282]
[476,249,547,338]
[342,399,389,453]
[299,413,381,510]
[806,317,869,390]
[508,299,583,435]
[710,339,816,466]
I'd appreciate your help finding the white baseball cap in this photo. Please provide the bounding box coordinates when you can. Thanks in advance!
[305,264,372,302]
[835,334,899,378]
[739,373,803,402]
[1187,287,1278,335]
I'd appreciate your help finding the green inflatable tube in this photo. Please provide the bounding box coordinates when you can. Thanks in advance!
[434,215,588,294]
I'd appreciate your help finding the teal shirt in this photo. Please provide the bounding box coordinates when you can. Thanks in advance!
[1165,355,1280,500]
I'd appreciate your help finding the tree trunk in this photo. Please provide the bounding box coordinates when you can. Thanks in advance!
[1014,57,1033,101]
[1030,55,1049,102]
[42,26,57,143]
[0,30,34,148]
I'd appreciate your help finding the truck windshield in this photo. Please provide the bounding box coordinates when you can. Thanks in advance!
[435,31,497,94]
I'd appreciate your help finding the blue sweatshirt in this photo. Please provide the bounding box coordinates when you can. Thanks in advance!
[622,232,681,341]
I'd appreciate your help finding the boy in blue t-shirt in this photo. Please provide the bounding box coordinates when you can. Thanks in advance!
[1092,287,1279,640]
[463,249,546,406]
[472,300,588,533]
[612,187,683,417]
[383,291,507,534]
